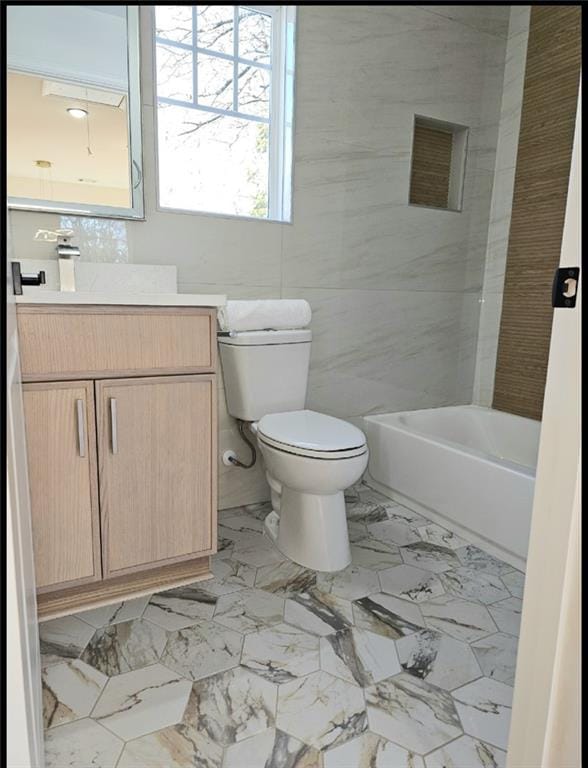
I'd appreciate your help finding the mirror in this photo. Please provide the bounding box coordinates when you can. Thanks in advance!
[6,5,144,219]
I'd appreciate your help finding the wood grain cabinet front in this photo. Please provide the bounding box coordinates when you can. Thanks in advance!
[17,306,216,381]
[17,304,219,619]
[96,375,217,577]
[22,381,101,591]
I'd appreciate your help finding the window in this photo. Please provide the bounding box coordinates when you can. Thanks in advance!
[154,5,295,221]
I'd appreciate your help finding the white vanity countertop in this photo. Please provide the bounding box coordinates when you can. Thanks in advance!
[15,291,227,307]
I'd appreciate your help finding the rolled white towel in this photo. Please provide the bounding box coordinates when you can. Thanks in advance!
[218,299,312,332]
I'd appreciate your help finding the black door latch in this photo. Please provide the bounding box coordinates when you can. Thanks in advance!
[552,267,580,308]
[11,261,46,295]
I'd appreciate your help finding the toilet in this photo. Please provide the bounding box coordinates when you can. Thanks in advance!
[218,327,368,572]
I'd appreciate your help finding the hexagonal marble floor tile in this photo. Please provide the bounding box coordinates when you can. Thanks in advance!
[316,564,381,601]
[117,724,222,768]
[43,659,107,729]
[276,670,367,751]
[161,620,243,681]
[254,559,317,595]
[91,663,192,741]
[350,536,403,570]
[241,622,319,683]
[231,534,286,568]
[213,587,285,634]
[81,619,167,676]
[419,596,498,643]
[218,512,265,538]
[379,564,445,603]
[439,568,510,605]
[452,677,513,751]
[367,512,424,547]
[501,570,525,599]
[396,628,482,691]
[45,718,123,768]
[455,545,516,576]
[400,541,460,573]
[223,728,321,768]
[320,627,401,686]
[39,616,95,666]
[425,734,506,768]
[284,589,353,636]
[182,666,277,746]
[416,523,469,550]
[345,499,390,523]
[75,597,150,629]
[366,672,463,754]
[201,556,257,597]
[324,732,425,768]
[471,632,518,685]
[143,586,217,631]
[352,592,425,639]
[488,597,523,636]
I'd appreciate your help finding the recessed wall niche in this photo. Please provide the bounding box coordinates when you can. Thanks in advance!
[409,116,469,212]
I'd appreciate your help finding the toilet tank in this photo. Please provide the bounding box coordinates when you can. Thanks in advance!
[218,329,312,421]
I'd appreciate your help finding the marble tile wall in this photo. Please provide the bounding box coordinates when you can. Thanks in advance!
[473,7,531,406]
[8,6,510,507]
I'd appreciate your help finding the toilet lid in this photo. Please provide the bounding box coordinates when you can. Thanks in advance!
[257,410,366,452]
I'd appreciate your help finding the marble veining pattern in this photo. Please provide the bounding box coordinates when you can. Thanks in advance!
[320,627,401,687]
[379,564,446,603]
[366,672,463,753]
[42,660,107,729]
[425,734,506,768]
[284,589,353,637]
[277,670,367,750]
[241,623,320,683]
[91,664,193,741]
[183,666,277,746]
[43,483,524,767]
[396,629,482,690]
[80,619,167,677]
[488,597,523,636]
[324,732,425,768]
[143,587,218,631]
[401,541,461,573]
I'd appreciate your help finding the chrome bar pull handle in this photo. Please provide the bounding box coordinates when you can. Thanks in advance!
[110,398,118,455]
[76,399,86,458]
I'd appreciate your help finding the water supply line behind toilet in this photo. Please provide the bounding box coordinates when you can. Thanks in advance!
[218,330,257,469]
[226,420,257,469]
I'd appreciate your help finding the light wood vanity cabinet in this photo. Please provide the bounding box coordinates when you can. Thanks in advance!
[17,304,218,619]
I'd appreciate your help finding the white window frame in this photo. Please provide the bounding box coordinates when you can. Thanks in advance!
[153,4,294,222]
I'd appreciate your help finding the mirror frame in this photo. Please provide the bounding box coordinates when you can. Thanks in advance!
[7,6,144,220]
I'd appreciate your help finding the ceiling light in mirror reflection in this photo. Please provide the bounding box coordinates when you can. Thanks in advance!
[67,107,89,119]
[7,72,131,208]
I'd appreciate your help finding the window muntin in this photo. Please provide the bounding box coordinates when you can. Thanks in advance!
[154,5,294,221]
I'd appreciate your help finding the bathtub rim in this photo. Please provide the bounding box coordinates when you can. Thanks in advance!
[364,405,538,477]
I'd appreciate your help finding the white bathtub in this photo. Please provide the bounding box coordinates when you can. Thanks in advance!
[363,405,541,571]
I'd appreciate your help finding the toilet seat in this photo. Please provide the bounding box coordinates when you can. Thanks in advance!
[257,409,367,460]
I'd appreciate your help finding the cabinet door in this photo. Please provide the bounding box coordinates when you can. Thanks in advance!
[22,381,101,590]
[97,375,217,576]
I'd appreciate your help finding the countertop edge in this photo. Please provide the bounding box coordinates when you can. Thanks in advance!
[15,292,227,308]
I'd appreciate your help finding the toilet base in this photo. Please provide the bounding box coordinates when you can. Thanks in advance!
[264,486,351,572]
